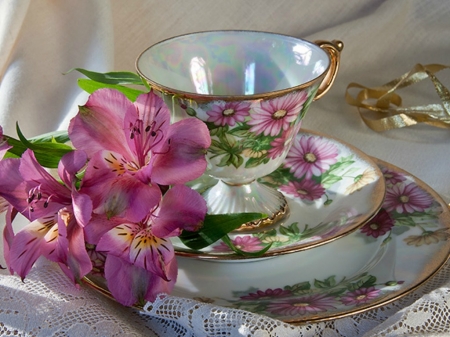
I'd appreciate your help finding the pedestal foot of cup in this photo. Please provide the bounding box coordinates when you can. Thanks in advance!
[202,180,289,232]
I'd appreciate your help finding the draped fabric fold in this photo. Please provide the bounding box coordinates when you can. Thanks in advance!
[0,0,31,78]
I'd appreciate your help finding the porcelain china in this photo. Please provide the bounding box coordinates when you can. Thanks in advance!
[172,159,450,323]
[136,31,344,231]
[172,130,386,259]
[84,153,450,324]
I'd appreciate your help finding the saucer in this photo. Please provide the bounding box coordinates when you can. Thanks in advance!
[172,130,386,259]
[84,159,450,324]
[172,159,450,323]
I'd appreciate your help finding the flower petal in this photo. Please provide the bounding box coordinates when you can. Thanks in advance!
[100,176,160,221]
[125,91,171,160]
[152,185,207,237]
[9,215,57,279]
[0,158,30,215]
[96,222,141,260]
[129,228,175,280]
[19,150,72,220]
[81,152,161,221]
[58,150,87,187]
[2,205,18,272]
[134,91,171,128]
[104,254,176,306]
[59,151,93,228]
[83,213,123,245]
[68,89,135,159]
[0,126,12,160]
[72,190,92,228]
[60,219,92,283]
[104,254,149,306]
[143,256,177,302]
[20,150,68,195]
[151,118,210,185]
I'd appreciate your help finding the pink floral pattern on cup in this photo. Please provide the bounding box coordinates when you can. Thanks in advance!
[206,101,251,127]
[199,89,312,175]
[247,90,308,137]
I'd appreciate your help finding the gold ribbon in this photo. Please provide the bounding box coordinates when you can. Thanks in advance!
[345,63,450,131]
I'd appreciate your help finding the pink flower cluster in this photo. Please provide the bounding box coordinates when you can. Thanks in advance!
[0,89,211,306]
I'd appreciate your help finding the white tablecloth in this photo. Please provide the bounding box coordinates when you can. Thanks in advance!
[0,1,449,336]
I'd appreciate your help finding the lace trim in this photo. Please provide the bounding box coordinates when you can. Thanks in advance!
[0,258,449,336]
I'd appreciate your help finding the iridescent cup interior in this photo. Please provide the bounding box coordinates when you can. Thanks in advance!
[136,30,330,97]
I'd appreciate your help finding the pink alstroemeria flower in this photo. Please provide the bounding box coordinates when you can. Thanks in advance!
[0,126,11,160]
[68,89,211,221]
[0,126,12,214]
[94,185,207,306]
[0,149,93,283]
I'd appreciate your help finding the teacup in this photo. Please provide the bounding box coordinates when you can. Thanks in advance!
[136,30,343,231]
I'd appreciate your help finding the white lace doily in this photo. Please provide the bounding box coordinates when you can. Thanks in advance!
[1,255,449,337]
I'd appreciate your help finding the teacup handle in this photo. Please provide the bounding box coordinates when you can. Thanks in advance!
[313,40,344,101]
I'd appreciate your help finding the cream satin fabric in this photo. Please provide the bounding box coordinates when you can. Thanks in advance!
[0,0,113,137]
[1,1,449,336]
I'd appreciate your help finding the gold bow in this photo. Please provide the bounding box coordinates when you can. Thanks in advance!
[345,64,450,131]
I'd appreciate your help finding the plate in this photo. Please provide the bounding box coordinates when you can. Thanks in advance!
[173,130,386,259]
[171,159,450,323]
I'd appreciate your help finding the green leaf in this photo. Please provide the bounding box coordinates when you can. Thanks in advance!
[221,235,272,257]
[360,275,377,288]
[67,68,145,85]
[327,288,348,297]
[229,130,251,138]
[324,275,337,287]
[185,107,197,116]
[208,146,227,155]
[348,274,377,291]
[179,213,266,250]
[210,138,224,148]
[317,174,342,188]
[230,153,244,168]
[279,225,299,237]
[5,129,71,165]
[393,215,416,227]
[317,156,355,185]
[391,225,410,235]
[4,136,26,157]
[287,222,300,234]
[381,235,393,246]
[244,156,265,169]
[260,167,294,187]
[287,281,311,292]
[78,79,146,101]
[206,121,220,132]
[15,123,73,168]
[228,123,251,132]
[217,153,231,167]
[314,276,337,289]
[29,130,70,144]
[254,228,277,240]
[222,133,237,147]
[324,199,333,206]
[33,147,74,168]
[210,139,226,152]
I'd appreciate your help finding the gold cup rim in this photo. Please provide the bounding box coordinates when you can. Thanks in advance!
[135,30,332,102]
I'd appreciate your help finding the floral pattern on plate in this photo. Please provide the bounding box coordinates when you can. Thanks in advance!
[173,131,386,258]
[230,272,403,318]
[359,165,446,248]
[172,159,450,323]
